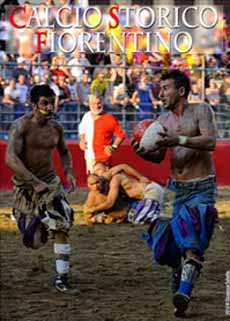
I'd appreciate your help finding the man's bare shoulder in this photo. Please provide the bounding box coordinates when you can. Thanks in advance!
[189,102,215,120]
[189,102,213,113]
[49,119,64,133]
[10,113,33,134]
[110,173,123,183]
[157,111,171,125]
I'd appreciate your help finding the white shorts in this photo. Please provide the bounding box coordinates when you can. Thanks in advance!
[85,158,96,174]
[142,182,164,205]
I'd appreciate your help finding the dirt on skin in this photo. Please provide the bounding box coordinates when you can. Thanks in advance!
[0,189,230,321]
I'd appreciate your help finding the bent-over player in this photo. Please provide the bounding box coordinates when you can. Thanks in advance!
[85,162,164,225]
[84,173,127,224]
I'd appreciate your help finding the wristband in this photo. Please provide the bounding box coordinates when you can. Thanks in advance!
[178,136,188,146]
[112,144,118,150]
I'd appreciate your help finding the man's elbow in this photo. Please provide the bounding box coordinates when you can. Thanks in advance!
[5,153,19,170]
[106,200,115,209]
[208,138,216,151]
[118,133,125,142]
[208,143,216,151]
[5,154,13,168]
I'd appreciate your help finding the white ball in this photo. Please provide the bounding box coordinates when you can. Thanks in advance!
[139,120,165,152]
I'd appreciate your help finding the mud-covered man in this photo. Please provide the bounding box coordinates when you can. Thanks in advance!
[5,84,79,295]
[132,70,218,317]
[84,173,127,225]
[85,162,164,225]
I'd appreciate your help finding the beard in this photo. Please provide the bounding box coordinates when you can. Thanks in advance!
[91,106,103,116]
[163,95,181,110]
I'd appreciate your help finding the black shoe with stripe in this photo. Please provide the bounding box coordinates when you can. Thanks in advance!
[53,275,80,296]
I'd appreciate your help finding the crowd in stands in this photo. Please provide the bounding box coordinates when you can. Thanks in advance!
[0,0,230,139]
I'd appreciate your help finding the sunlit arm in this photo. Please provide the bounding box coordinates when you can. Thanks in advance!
[91,176,121,213]
[5,120,41,184]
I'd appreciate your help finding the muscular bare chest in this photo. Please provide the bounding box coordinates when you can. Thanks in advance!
[163,108,199,137]
[25,124,59,150]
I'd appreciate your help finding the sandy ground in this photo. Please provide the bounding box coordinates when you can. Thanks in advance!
[0,188,230,321]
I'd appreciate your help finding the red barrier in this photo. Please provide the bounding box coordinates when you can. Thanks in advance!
[1,139,230,189]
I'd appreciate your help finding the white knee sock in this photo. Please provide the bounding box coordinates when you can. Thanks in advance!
[54,243,71,275]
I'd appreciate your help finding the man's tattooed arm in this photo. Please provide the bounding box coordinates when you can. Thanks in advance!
[5,119,42,185]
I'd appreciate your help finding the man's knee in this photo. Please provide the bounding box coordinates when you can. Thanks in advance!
[54,231,69,244]
[185,249,202,263]
[21,220,48,249]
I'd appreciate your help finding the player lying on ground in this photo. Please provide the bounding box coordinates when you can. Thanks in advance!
[84,162,164,225]
[83,173,127,224]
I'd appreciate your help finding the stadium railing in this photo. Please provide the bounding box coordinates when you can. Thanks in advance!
[0,102,230,140]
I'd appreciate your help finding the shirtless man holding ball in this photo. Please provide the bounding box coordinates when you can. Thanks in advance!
[132,70,218,317]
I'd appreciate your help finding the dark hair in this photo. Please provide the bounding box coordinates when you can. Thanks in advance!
[87,173,109,195]
[161,70,191,99]
[94,161,107,167]
[30,84,55,104]
[87,173,98,179]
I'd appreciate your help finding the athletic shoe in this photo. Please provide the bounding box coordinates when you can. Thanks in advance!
[173,308,186,318]
[53,275,80,296]
[173,292,190,318]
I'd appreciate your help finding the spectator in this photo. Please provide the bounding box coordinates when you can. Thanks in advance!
[0,1,18,13]
[79,95,125,173]
[0,75,5,100]
[12,57,29,84]
[220,51,230,73]
[32,58,50,81]
[189,82,202,103]
[57,51,70,77]
[90,72,108,100]
[50,54,69,78]
[77,72,91,110]
[92,59,110,80]
[110,66,130,87]
[127,66,142,98]
[205,79,220,109]
[68,49,90,81]
[0,11,10,53]
[131,73,156,120]
[110,53,122,67]
[111,84,135,121]
[67,76,78,102]
[223,75,230,96]
[57,75,71,106]
[112,84,130,106]
[16,74,29,104]
[3,78,19,105]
